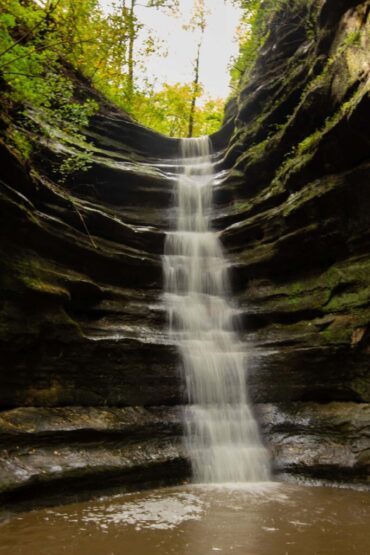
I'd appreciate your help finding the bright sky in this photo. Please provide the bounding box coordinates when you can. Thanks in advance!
[99,0,242,100]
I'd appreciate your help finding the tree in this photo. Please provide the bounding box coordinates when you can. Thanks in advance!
[126,0,135,106]
[0,0,98,163]
[122,0,179,108]
[183,0,208,138]
[132,81,223,137]
[0,0,224,142]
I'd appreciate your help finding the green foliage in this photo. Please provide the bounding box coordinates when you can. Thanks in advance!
[343,30,361,48]
[0,0,98,167]
[273,85,364,187]
[53,0,224,137]
[229,0,267,90]
[58,151,94,182]
[0,0,225,139]
[7,127,32,159]
[229,0,309,91]
[131,82,223,137]
[297,90,363,156]
[53,99,99,136]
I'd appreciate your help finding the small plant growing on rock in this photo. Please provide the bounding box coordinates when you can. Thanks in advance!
[59,150,94,182]
[7,127,32,160]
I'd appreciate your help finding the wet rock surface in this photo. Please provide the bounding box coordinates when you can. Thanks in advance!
[0,93,185,501]
[0,407,187,505]
[217,0,370,486]
[257,402,370,485]
[0,104,181,409]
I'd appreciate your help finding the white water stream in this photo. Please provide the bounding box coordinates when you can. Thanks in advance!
[163,137,270,483]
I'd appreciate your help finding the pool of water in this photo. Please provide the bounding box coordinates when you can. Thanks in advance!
[1,483,369,555]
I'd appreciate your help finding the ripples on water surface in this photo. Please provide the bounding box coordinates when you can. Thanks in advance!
[1,483,369,554]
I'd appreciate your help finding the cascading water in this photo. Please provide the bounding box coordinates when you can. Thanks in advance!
[164,136,270,483]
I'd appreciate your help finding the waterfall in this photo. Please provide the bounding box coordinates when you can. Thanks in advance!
[164,137,270,483]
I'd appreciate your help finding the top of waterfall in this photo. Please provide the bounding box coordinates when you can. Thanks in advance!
[181,136,213,160]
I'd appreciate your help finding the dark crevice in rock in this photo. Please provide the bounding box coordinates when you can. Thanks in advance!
[240,308,323,330]
[0,459,190,509]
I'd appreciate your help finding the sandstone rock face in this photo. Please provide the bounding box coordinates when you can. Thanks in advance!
[0,0,369,502]
[0,106,181,409]
[0,406,187,504]
[217,0,370,487]
[0,106,187,502]
[257,403,370,484]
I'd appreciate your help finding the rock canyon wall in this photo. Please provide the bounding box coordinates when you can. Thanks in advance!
[0,0,369,502]
[218,0,370,485]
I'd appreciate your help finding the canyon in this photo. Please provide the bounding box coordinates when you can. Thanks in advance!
[0,0,369,504]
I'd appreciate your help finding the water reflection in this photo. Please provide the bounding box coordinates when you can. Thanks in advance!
[0,483,369,555]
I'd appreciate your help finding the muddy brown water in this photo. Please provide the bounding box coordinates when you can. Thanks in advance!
[0,483,369,555]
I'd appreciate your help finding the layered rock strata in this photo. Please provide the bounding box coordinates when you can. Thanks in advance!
[1,0,370,502]
[218,0,370,486]
[0,103,188,502]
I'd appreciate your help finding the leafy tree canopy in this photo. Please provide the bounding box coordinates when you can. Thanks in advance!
[0,0,224,143]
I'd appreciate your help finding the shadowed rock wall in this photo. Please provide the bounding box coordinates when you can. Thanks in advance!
[217,0,370,484]
[0,97,188,502]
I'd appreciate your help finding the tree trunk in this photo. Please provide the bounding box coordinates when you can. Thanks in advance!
[127,0,136,108]
[188,37,201,138]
